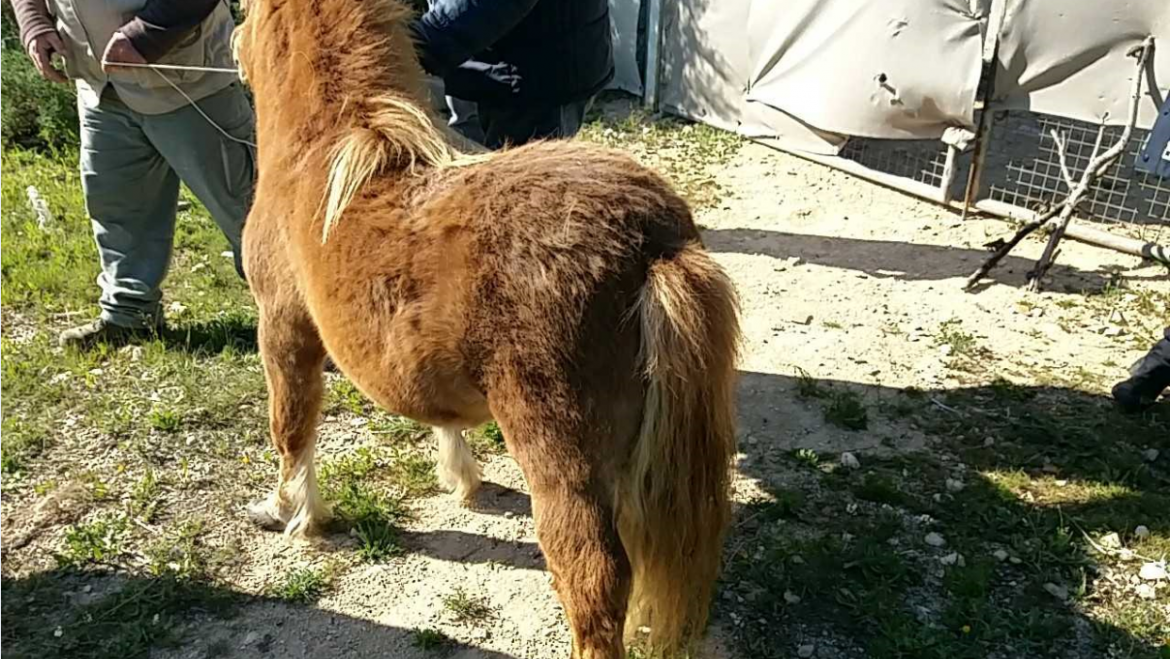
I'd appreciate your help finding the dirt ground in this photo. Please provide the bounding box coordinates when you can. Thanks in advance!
[144,140,1166,659]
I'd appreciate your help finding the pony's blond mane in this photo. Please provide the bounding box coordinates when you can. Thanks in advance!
[234,0,488,243]
[321,97,487,242]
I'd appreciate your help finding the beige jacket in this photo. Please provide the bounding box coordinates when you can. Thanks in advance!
[51,0,237,114]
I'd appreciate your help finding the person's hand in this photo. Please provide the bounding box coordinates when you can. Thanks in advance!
[26,31,67,83]
[101,31,146,72]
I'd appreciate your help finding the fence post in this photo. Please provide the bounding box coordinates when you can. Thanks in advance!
[643,0,664,110]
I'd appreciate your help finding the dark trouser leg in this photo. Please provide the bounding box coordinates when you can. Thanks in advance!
[477,98,592,150]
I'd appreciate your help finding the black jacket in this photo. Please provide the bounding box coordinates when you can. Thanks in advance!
[410,0,614,105]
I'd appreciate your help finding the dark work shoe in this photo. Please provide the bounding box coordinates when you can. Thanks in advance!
[58,317,163,350]
[1113,331,1170,413]
[1113,377,1168,413]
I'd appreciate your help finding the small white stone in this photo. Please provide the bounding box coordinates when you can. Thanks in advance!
[1138,561,1167,582]
[839,452,861,470]
[1142,448,1160,463]
[54,627,63,638]
[924,532,947,548]
[940,552,961,566]
[983,437,995,448]
[1134,525,1151,540]
[993,549,1009,562]
[1043,583,1069,601]
[784,590,802,605]
[945,478,965,493]
[1103,326,1126,337]
[243,631,260,646]
[1098,532,1122,550]
[798,644,816,658]
[1009,556,1022,565]
[1135,583,1157,600]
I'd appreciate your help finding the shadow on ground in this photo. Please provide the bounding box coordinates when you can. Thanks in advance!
[705,228,1168,290]
[1,568,521,659]
[723,370,1169,658]
[162,315,258,355]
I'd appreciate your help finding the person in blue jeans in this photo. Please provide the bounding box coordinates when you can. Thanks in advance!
[14,0,253,349]
[1113,328,1170,412]
[410,0,614,149]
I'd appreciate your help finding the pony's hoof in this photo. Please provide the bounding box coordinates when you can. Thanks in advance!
[439,472,481,506]
[247,499,287,532]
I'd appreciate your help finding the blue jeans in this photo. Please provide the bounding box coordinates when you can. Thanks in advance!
[79,83,254,328]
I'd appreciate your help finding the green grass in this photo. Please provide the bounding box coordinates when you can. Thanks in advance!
[129,469,163,522]
[795,367,827,399]
[56,515,128,568]
[792,448,821,469]
[726,370,1170,659]
[824,390,869,431]
[318,446,423,562]
[441,587,495,625]
[412,628,452,651]
[467,421,508,457]
[0,145,449,656]
[270,566,332,604]
[580,99,743,210]
[794,368,870,430]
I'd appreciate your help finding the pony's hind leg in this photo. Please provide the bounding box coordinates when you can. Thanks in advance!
[248,303,330,537]
[494,402,632,659]
[434,427,481,502]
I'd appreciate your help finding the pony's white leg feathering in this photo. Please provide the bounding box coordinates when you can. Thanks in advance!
[281,444,329,537]
[435,427,481,502]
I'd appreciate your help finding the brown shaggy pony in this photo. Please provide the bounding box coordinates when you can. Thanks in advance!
[234,1,740,656]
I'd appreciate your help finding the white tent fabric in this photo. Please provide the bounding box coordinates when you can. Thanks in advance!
[994,0,1169,128]
[639,0,1170,152]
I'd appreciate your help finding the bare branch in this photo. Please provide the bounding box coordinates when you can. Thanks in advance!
[1028,37,1153,291]
[1048,129,1075,192]
[966,35,1155,292]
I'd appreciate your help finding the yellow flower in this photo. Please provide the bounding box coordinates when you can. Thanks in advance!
[961,625,972,634]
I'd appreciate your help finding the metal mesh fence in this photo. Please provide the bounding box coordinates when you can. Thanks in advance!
[839,138,951,190]
[833,109,1168,237]
[980,111,1169,228]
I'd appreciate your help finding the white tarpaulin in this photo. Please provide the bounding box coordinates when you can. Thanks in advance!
[646,0,1170,151]
[746,0,984,139]
[994,0,1170,128]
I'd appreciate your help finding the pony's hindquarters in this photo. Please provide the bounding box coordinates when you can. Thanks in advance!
[619,243,740,653]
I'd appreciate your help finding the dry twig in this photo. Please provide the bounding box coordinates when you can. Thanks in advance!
[965,36,1155,291]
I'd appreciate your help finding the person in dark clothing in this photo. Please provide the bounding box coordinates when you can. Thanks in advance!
[1113,328,1170,412]
[410,0,614,149]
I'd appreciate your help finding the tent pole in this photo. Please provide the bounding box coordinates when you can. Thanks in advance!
[643,0,664,110]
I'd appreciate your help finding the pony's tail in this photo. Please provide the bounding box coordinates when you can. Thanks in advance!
[619,243,740,654]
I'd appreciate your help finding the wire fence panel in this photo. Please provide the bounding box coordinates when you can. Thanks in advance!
[979,111,1168,229]
[830,110,1168,242]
